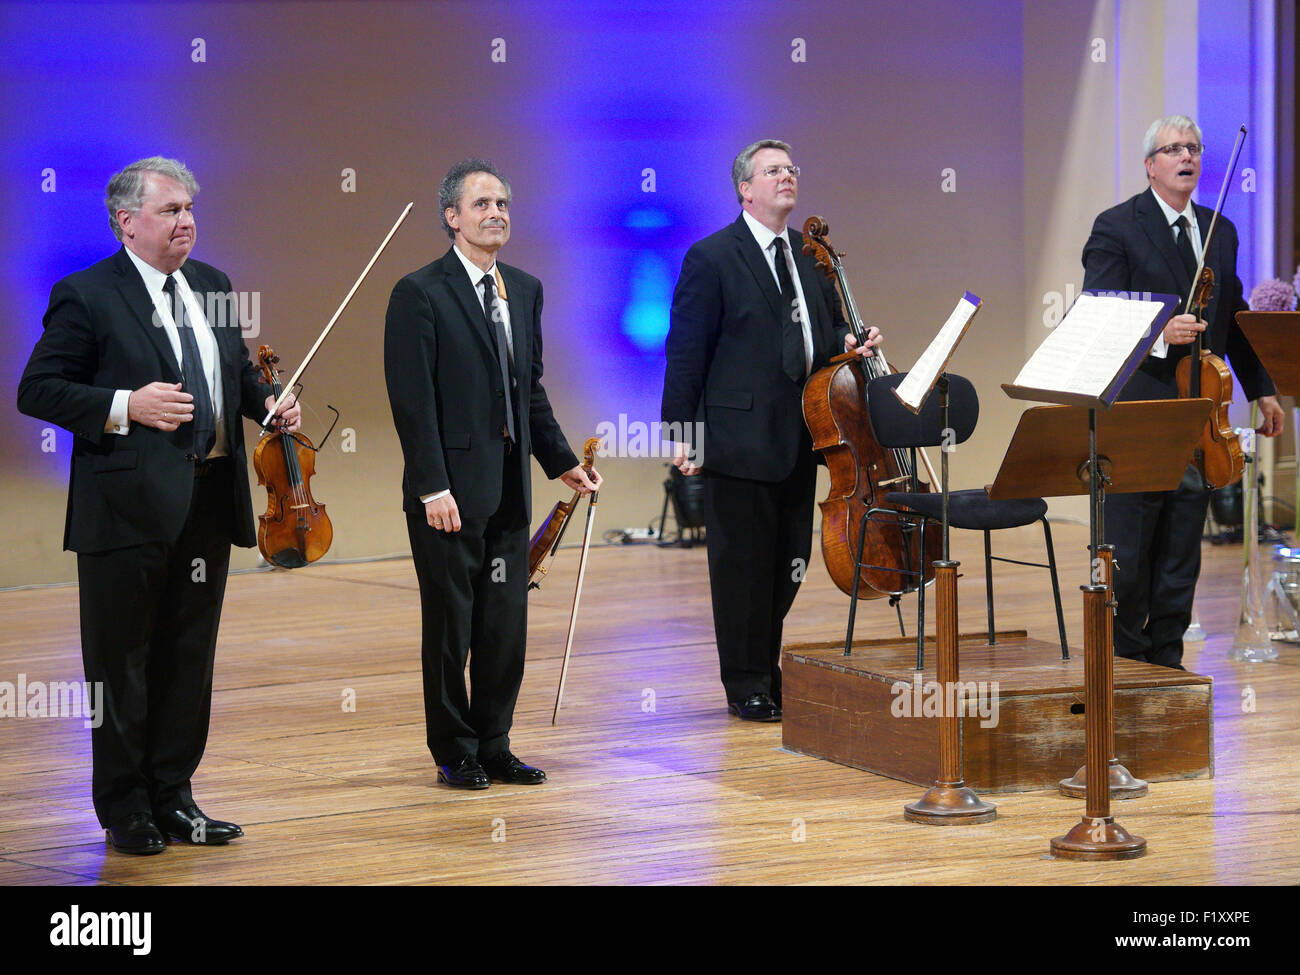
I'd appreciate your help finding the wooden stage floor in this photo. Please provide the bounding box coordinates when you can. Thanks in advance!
[1,522,1298,885]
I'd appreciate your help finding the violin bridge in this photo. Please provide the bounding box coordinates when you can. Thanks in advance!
[878,475,912,488]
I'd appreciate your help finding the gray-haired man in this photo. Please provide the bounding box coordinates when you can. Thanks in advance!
[18,157,300,853]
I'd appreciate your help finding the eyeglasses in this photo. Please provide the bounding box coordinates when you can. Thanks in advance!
[1149,142,1204,158]
[756,164,801,178]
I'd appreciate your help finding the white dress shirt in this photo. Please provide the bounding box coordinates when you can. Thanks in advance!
[741,209,813,377]
[108,250,227,456]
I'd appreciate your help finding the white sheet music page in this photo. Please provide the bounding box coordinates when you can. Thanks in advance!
[895,291,981,412]
[1012,294,1164,398]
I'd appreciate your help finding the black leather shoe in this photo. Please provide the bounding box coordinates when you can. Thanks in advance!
[154,805,244,845]
[105,812,166,855]
[480,751,547,785]
[437,756,491,789]
[728,693,782,722]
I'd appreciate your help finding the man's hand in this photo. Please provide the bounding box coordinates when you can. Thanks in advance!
[1257,395,1285,438]
[425,494,462,533]
[264,393,302,433]
[1162,313,1206,346]
[844,325,883,357]
[671,442,701,476]
[560,465,603,493]
[128,381,193,431]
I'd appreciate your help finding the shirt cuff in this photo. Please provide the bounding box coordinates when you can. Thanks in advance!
[105,389,131,434]
[1149,334,1169,359]
[420,489,450,503]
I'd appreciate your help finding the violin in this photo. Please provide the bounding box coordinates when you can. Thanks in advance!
[1171,124,1248,490]
[800,217,942,598]
[253,345,333,568]
[1175,267,1244,488]
[529,436,600,589]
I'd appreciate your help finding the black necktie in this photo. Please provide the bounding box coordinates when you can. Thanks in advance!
[772,238,805,383]
[1174,215,1199,283]
[162,275,215,459]
[481,273,516,443]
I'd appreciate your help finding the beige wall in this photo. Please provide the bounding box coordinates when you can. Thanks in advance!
[1,1,1273,587]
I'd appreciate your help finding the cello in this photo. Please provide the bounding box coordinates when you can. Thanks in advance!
[800,217,942,599]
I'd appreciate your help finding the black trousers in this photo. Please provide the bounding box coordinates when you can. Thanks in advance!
[702,449,817,704]
[406,446,529,765]
[76,458,234,827]
[1104,464,1209,667]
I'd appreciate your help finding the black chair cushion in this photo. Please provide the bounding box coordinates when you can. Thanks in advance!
[866,372,979,449]
[884,489,1047,531]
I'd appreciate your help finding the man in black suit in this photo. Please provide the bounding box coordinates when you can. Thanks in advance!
[385,159,599,789]
[17,156,300,854]
[662,139,880,721]
[1083,114,1283,668]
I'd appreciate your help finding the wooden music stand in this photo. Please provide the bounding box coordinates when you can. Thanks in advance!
[902,375,996,826]
[988,398,1210,860]
[1236,312,1300,396]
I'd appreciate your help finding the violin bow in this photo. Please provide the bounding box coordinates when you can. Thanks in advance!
[260,202,415,429]
[552,438,601,724]
[1181,125,1246,317]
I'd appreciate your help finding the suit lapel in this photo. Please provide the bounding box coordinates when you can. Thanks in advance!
[730,216,784,322]
[1137,188,1192,295]
[440,249,498,358]
[113,248,182,381]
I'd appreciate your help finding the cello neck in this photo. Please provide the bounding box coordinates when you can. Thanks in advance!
[830,256,883,377]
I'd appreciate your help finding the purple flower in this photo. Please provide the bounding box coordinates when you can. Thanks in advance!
[1249,278,1297,311]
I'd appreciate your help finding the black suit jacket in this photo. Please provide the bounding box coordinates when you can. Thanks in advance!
[17,247,267,554]
[662,214,849,482]
[1082,187,1274,402]
[384,247,578,521]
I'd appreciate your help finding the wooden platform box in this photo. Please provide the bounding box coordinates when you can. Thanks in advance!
[782,631,1213,794]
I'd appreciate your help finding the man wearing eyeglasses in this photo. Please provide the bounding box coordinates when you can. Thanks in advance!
[1082,114,1283,670]
[662,139,880,721]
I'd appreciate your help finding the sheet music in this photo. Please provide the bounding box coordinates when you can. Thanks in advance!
[1012,294,1166,398]
[895,291,981,411]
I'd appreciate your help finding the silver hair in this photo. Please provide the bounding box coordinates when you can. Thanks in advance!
[1143,115,1203,158]
[438,158,512,241]
[731,139,792,204]
[105,157,199,241]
